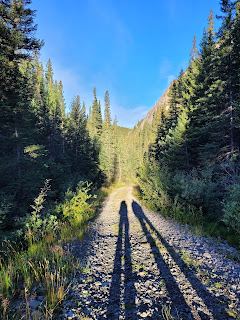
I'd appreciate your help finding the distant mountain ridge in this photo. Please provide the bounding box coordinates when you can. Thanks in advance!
[139,87,170,130]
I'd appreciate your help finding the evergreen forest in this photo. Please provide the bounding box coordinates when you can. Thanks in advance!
[125,2,240,244]
[0,0,240,318]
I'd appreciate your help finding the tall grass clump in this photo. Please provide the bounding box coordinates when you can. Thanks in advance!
[0,180,98,319]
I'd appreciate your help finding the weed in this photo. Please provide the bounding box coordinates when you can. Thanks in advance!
[180,250,200,269]
[160,279,167,291]
[136,184,240,249]
[82,262,90,274]
[210,282,223,291]
[133,264,145,272]
[132,185,141,199]
[161,304,175,320]
[226,307,240,319]
[1,298,10,319]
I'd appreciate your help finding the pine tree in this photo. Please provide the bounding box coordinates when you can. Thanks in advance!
[104,90,111,125]
[168,80,178,123]
[0,0,43,216]
[91,87,102,137]
[69,95,81,169]
[187,10,219,167]
[45,59,58,158]
[190,35,199,62]
[162,109,190,171]
[231,0,240,157]
[82,101,86,120]
[100,90,114,181]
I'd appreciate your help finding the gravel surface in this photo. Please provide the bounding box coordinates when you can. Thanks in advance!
[62,186,240,320]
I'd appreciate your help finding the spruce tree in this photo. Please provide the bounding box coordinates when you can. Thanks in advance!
[187,10,219,167]
[100,90,114,181]
[91,87,102,137]
[190,35,198,62]
[0,0,43,216]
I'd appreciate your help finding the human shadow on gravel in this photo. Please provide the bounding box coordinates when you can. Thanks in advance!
[106,201,137,320]
[132,201,228,320]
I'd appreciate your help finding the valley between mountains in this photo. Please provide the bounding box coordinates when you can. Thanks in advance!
[61,187,240,320]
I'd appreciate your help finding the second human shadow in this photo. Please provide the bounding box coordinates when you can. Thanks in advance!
[106,201,137,320]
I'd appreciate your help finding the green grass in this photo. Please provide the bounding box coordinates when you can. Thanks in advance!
[0,231,79,319]
[0,182,111,319]
[161,304,182,320]
[180,249,201,269]
[0,182,130,319]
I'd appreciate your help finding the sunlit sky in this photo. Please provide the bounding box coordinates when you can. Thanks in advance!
[33,0,222,128]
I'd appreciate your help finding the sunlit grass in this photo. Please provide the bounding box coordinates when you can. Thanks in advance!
[0,182,104,319]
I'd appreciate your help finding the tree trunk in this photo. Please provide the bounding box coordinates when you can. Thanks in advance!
[15,124,21,179]
[119,154,122,182]
[229,51,234,155]
[185,141,190,170]
[62,136,65,154]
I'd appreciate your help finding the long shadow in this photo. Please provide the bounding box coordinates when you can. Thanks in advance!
[132,201,192,319]
[106,201,137,319]
[132,200,228,320]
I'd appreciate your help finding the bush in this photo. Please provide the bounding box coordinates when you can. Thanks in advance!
[60,181,96,227]
[25,180,58,245]
[0,194,13,232]
[138,162,171,210]
[222,183,240,235]
[171,169,221,218]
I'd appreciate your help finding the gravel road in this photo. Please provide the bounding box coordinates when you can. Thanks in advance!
[62,186,240,320]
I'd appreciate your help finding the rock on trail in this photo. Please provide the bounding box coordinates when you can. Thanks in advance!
[62,186,240,320]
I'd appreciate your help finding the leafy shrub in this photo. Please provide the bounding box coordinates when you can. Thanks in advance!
[138,162,171,210]
[25,180,58,244]
[59,181,96,227]
[222,183,240,235]
[0,194,13,231]
[171,169,221,218]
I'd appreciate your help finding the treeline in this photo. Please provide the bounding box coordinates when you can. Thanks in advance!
[132,1,240,242]
[87,88,131,183]
[0,0,130,237]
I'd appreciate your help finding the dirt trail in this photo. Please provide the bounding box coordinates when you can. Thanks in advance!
[62,186,240,320]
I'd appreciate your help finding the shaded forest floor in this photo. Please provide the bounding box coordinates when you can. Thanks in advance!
[61,187,240,320]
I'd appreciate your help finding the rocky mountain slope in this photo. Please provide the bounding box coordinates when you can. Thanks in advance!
[139,87,170,130]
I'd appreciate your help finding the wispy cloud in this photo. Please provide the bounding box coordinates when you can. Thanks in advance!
[159,58,172,78]
[89,0,132,66]
[50,63,93,111]
[111,104,148,128]
[165,0,177,20]
[159,58,176,87]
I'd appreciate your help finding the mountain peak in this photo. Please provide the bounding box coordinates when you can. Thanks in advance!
[139,87,170,130]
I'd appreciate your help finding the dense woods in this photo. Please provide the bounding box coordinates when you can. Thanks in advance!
[126,1,240,243]
[0,0,131,241]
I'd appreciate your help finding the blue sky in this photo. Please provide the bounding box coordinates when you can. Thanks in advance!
[33,0,222,128]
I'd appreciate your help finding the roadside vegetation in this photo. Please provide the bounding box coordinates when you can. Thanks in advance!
[0,181,98,319]
[128,2,240,248]
[0,180,127,319]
